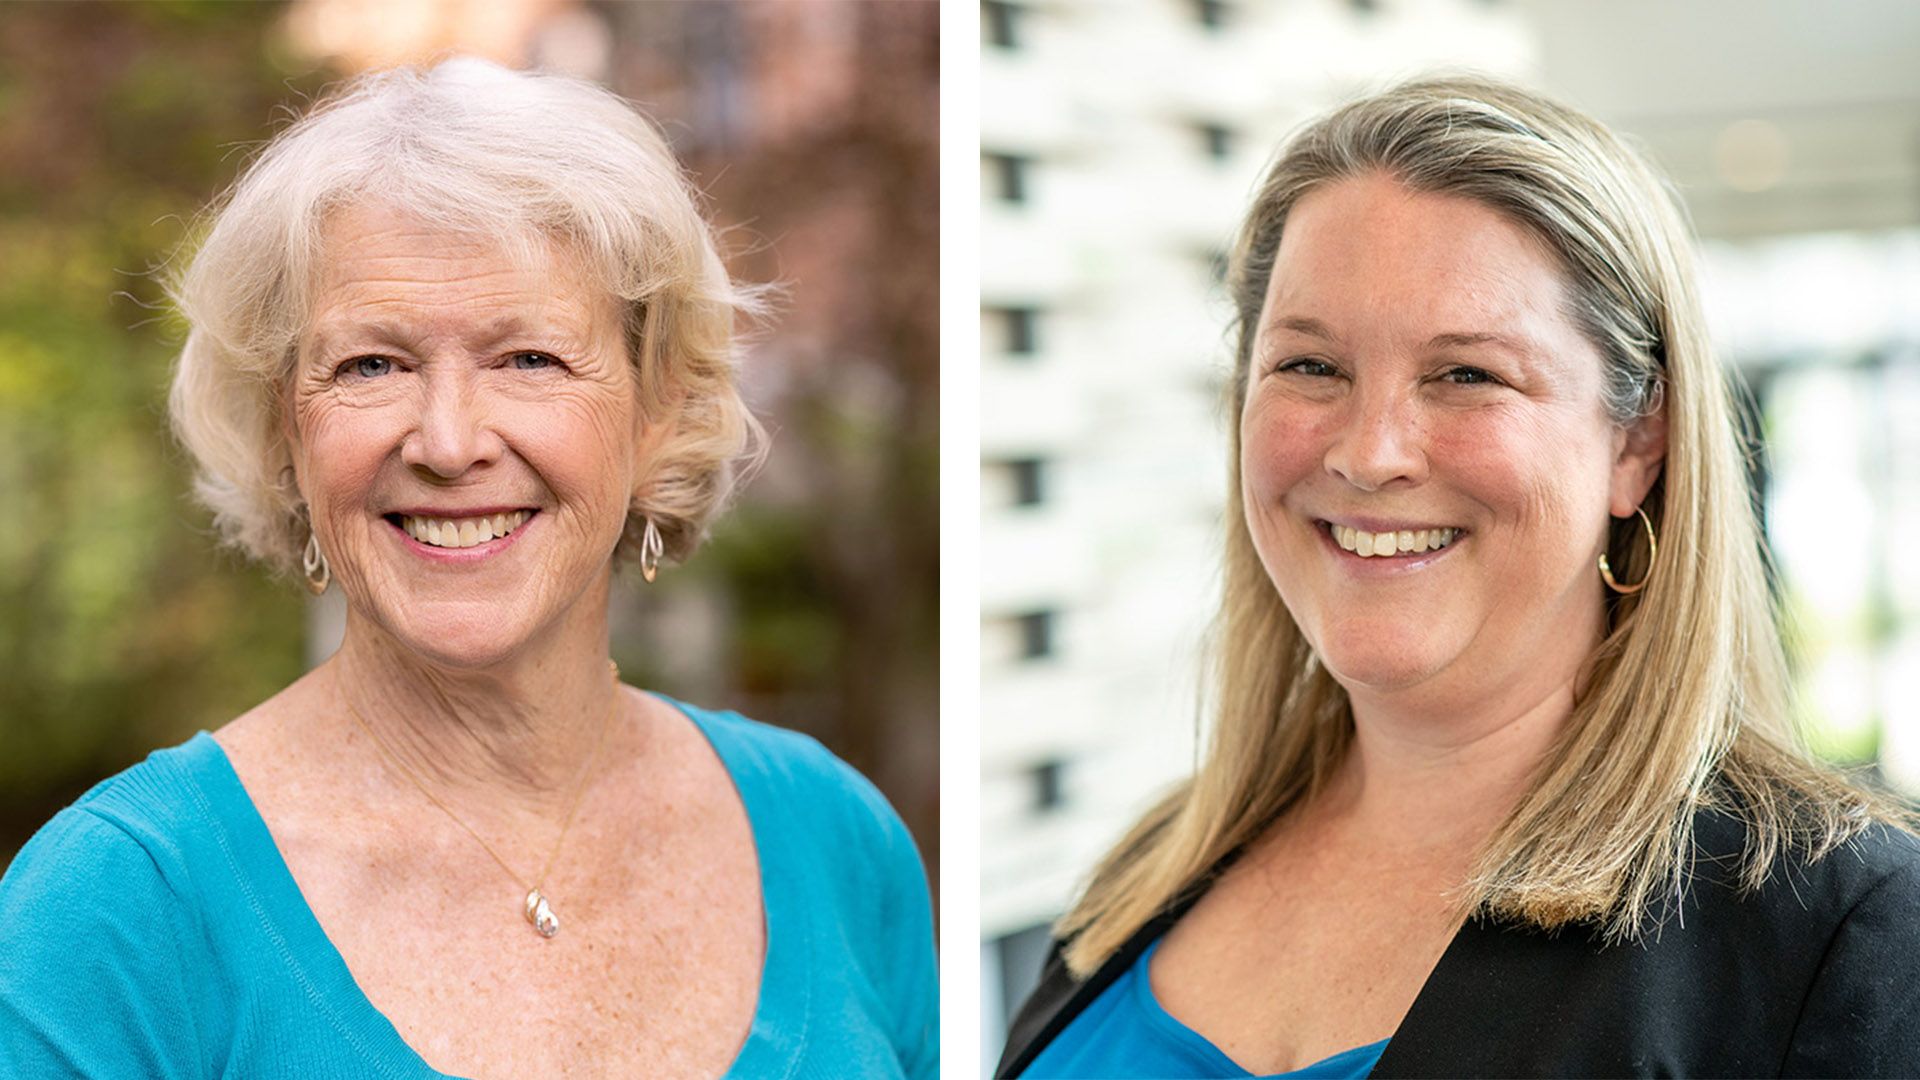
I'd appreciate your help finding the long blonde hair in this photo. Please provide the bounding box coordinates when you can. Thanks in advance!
[1058,73,1904,975]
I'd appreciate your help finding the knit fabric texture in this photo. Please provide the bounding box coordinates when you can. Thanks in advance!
[0,699,937,1078]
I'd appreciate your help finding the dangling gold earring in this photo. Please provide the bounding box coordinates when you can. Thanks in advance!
[640,517,663,584]
[303,529,331,595]
[1599,506,1657,595]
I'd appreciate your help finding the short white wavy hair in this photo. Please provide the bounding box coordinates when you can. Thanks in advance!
[166,57,764,582]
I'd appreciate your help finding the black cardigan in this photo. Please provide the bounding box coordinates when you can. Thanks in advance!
[997,808,1920,1078]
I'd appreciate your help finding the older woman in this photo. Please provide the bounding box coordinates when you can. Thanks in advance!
[999,75,1920,1079]
[0,59,934,1078]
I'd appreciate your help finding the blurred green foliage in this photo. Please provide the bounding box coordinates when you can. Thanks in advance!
[0,2,328,856]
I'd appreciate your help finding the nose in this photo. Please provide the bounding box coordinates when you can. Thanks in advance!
[1322,381,1427,492]
[401,369,506,479]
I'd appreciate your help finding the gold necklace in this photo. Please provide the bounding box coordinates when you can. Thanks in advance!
[339,659,620,939]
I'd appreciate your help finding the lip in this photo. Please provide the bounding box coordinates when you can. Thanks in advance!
[387,505,537,519]
[1317,514,1463,535]
[384,509,538,563]
[1312,518,1464,575]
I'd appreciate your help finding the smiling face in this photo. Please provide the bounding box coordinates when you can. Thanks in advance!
[1240,172,1664,710]
[284,202,654,669]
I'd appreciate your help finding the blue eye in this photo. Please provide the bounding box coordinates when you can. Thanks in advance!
[1442,366,1499,385]
[340,356,392,379]
[1278,358,1338,377]
[510,352,561,371]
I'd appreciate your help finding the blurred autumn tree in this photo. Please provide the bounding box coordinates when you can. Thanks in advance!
[0,0,940,881]
[603,0,941,881]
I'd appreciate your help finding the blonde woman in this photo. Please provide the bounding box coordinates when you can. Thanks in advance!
[0,60,935,1078]
[999,75,1920,1079]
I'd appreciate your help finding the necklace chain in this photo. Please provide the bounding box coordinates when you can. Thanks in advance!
[338,658,620,937]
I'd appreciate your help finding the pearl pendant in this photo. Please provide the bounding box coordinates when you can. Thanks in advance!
[524,888,560,938]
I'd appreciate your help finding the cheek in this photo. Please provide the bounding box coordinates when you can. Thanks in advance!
[294,402,394,502]
[1240,398,1331,500]
[1431,408,1614,551]
[512,393,636,501]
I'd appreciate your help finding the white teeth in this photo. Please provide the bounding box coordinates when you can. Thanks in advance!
[1331,523,1458,559]
[400,510,531,550]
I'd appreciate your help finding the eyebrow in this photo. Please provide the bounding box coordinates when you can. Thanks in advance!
[306,320,404,354]
[1262,316,1541,360]
[1263,315,1340,342]
[1423,330,1542,360]
[307,314,580,355]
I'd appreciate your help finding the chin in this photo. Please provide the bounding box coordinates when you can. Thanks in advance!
[398,628,527,671]
[357,596,537,671]
[417,639,526,672]
[1311,621,1453,693]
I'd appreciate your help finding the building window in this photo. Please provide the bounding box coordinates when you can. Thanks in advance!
[983,0,1022,48]
[1008,457,1046,506]
[1031,758,1066,811]
[1017,609,1056,659]
[987,305,1041,356]
[984,151,1032,204]
[1196,121,1234,162]
[1192,0,1229,29]
[985,457,1050,509]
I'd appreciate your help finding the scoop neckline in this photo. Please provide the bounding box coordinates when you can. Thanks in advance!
[1134,937,1390,1078]
[178,694,788,1078]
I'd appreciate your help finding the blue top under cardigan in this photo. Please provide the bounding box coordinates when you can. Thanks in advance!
[1024,937,1387,1079]
[0,699,937,1079]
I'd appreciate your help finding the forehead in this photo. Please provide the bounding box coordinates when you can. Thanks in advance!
[306,202,615,339]
[1263,173,1575,344]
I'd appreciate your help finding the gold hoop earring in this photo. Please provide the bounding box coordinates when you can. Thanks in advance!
[303,529,331,595]
[1599,506,1657,595]
[640,517,663,584]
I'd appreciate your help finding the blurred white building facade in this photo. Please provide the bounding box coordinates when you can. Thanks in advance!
[977,0,1535,1057]
[981,0,1920,1065]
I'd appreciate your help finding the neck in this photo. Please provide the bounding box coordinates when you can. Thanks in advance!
[1315,572,1611,859]
[1326,678,1573,861]
[322,585,623,817]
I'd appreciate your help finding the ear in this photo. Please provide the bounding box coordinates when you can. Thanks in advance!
[1608,403,1667,518]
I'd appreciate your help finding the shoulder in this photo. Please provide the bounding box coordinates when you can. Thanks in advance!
[1802,821,1920,914]
[661,698,938,1076]
[0,740,219,1076]
[660,697,917,866]
[2,734,225,906]
[2,800,178,915]
[667,698,859,792]
[1688,801,1920,929]
[0,790,196,977]
[1626,808,1920,1074]
[1733,818,1920,1075]
[1346,810,1920,1078]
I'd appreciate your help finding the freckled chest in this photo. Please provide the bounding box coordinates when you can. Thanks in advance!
[225,704,765,1078]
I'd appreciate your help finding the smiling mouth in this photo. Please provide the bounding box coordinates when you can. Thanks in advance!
[1318,520,1462,558]
[383,510,537,550]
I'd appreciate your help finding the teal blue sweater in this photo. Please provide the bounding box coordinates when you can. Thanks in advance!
[0,701,937,1078]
